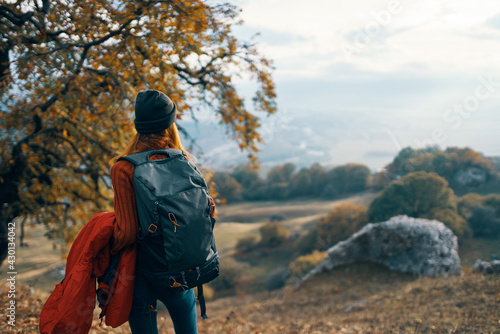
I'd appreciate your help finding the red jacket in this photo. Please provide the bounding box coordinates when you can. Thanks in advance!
[39,212,136,334]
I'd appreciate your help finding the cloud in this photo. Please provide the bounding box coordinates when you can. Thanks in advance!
[485,12,500,29]
[188,0,500,169]
[235,0,500,77]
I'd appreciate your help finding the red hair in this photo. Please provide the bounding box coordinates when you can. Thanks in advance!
[113,123,194,162]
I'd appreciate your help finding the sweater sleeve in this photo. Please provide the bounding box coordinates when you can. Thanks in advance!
[110,160,139,255]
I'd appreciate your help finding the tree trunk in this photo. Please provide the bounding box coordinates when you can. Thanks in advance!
[0,209,8,267]
[0,208,19,267]
[20,216,27,247]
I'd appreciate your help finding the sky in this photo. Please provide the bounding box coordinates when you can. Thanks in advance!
[180,0,500,171]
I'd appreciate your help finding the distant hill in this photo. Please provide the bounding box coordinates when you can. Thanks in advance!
[178,111,397,171]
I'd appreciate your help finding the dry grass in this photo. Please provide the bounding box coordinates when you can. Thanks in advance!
[195,264,500,334]
[3,263,498,333]
[217,192,378,224]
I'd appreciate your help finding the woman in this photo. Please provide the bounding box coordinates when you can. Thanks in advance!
[111,90,198,334]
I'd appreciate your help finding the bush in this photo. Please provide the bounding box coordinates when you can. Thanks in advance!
[270,213,286,222]
[259,222,290,247]
[467,205,500,237]
[373,170,391,190]
[316,203,369,250]
[293,228,318,255]
[483,194,500,216]
[288,250,327,280]
[209,258,248,291]
[369,172,457,224]
[265,267,291,291]
[427,208,471,240]
[235,235,258,253]
[457,193,485,218]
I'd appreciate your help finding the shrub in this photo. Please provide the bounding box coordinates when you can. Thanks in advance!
[209,258,248,291]
[316,203,369,250]
[259,222,290,247]
[483,194,500,216]
[373,170,392,190]
[369,172,457,224]
[427,208,471,240]
[235,235,258,253]
[467,205,500,237]
[457,193,485,218]
[289,250,327,279]
[265,267,291,291]
[293,228,318,255]
[270,213,286,222]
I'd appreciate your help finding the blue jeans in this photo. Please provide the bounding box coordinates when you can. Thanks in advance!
[128,270,198,334]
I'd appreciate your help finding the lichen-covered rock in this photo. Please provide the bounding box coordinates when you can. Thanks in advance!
[302,215,461,282]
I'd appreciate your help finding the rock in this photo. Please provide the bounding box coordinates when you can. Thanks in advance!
[344,300,367,313]
[491,254,500,261]
[454,168,487,187]
[492,260,500,273]
[473,259,500,274]
[473,259,493,274]
[302,215,461,282]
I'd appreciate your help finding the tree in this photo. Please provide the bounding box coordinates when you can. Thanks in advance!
[231,164,261,189]
[369,172,456,221]
[368,171,469,240]
[265,163,296,200]
[457,193,485,218]
[213,171,242,203]
[288,167,313,197]
[0,1,276,265]
[467,205,500,237]
[326,163,371,194]
[266,162,295,184]
[381,146,495,190]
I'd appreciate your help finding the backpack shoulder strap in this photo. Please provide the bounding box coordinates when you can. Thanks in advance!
[197,284,208,319]
[118,148,184,166]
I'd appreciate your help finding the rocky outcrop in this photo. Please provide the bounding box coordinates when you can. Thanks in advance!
[302,215,461,282]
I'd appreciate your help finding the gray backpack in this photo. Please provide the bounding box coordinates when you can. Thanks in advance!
[118,148,219,319]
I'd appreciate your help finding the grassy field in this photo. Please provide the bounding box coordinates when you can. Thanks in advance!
[1,191,499,333]
[214,191,378,255]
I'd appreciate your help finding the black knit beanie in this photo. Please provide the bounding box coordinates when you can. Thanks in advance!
[134,90,177,134]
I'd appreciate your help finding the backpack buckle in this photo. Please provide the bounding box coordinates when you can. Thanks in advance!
[148,224,157,234]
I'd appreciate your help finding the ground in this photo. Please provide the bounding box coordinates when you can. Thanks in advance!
[0,192,499,333]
